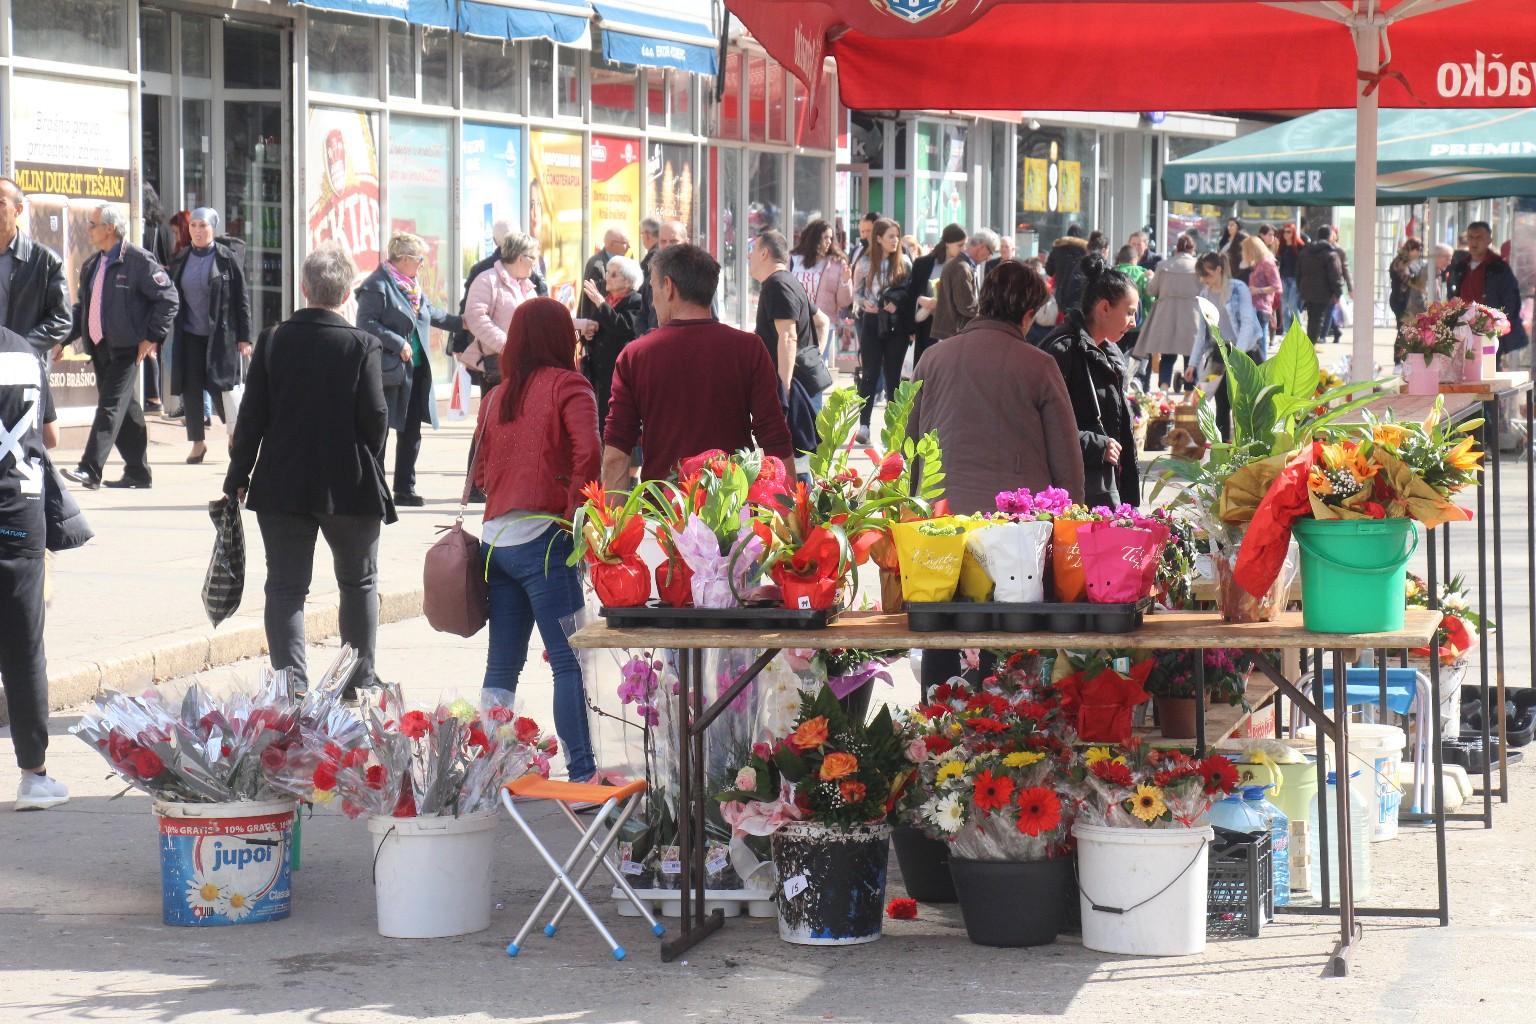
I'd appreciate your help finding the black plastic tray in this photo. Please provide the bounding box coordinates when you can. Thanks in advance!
[905,598,1153,634]
[601,603,839,631]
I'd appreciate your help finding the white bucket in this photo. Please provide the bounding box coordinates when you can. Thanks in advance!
[1072,823,1212,956]
[367,811,498,938]
[1297,723,1405,841]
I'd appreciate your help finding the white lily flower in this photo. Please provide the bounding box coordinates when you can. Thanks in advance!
[1195,295,1222,332]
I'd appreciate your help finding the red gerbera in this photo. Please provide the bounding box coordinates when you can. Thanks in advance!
[1014,787,1063,837]
[922,735,954,756]
[364,764,386,790]
[886,897,918,920]
[399,710,432,740]
[966,716,1007,734]
[312,761,338,791]
[1198,755,1240,795]
[1090,759,1135,787]
[971,770,1015,813]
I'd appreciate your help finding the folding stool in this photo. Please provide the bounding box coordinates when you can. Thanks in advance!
[500,775,665,960]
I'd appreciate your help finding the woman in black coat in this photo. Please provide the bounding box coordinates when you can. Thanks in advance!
[1038,254,1142,509]
[169,207,251,464]
[576,255,645,438]
[899,223,965,368]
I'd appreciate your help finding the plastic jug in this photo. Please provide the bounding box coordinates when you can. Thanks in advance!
[1208,789,1269,834]
[1308,770,1373,902]
[1235,752,1319,895]
[1243,785,1290,907]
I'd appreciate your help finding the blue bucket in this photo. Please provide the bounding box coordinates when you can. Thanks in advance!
[156,800,297,926]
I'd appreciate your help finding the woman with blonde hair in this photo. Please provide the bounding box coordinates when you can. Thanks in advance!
[356,232,462,505]
[1241,235,1283,342]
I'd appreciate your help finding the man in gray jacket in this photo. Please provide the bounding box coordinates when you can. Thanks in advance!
[61,204,179,490]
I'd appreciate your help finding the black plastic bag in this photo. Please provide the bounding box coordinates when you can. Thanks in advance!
[202,497,245,627]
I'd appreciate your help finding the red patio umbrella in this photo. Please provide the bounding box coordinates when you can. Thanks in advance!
[728,0,1536,378]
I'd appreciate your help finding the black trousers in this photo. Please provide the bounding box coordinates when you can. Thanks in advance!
[1305,301,1335,343]
[177,332,227,443]
[857,312,909,427]
[79,344,150,481]
[386,356,433,497]
[0,554,48,770]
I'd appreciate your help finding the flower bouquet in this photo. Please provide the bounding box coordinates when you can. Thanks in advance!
[1402,298,1510,389]
[665,449,777,609]
[716,685,912,945]
[1405,573,1488,666]
[1053,652,1155,745]
[752,482,852,611]
[569,482,651,607]
[1074,742,1239,829]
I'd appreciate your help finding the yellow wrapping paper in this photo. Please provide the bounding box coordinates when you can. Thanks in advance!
[893,517,991,604]
[1217,454,1289,524]
[957,519,1002,601]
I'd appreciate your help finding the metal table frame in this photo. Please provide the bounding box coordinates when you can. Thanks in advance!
[570,610,1442,974]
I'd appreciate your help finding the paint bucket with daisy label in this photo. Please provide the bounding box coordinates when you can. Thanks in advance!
[155,800,297,927]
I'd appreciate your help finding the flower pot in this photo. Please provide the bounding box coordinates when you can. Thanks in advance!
[1292,517,1417,633]
[1073,822,1212,956]
[950,856,1074,947]
[1154,696,1199,740]
[891,825,956,903]
[654,557,693,607]
[1404,353,1442,395]
[771,822,891,945]
[878,567,905,612]
[156,799,297,926]
[367,811,498,938]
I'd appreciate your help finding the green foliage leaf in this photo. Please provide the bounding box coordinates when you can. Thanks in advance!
[881,380,922,454]
[907,431,946,502]
[1259,318,1321,405]
[810,388,863,481]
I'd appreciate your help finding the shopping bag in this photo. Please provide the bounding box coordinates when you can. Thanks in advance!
[968,520,1053,603]
[43,455,92,552]
[1335,295,1354,329]
[202,497,245,627]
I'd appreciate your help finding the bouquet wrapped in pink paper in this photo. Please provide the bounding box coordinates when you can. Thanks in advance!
[1077,507,1169,604]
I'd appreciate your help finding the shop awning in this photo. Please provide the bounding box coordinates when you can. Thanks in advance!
[1165,108,1536,205]
[292,0,456,29]
[593,1,718,75]
[456,0,593,45]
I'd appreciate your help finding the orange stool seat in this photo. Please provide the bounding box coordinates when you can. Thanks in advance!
[504,775,646,804]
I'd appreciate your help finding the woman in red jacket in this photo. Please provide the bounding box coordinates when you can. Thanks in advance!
[472,298,601,781]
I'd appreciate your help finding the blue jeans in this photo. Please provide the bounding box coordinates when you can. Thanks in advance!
[482,526,595,781]
[1281,276,1301,329]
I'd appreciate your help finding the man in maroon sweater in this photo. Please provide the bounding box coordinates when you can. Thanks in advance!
[602,244,794,486]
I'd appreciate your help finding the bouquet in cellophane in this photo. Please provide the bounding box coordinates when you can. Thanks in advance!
[1072,742,1239,829]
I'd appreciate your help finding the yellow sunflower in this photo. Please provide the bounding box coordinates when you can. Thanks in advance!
[936,761,966,785]
[1129,784,1168,823]
[1084,746,1114,766]
[1003,750,1046,768]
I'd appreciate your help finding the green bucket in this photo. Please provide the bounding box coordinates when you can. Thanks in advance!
[1292,518,1418,634]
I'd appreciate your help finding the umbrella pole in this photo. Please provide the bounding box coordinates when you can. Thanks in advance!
[1351,14,1382,382]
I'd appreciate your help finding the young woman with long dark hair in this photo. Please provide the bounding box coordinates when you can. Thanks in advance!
[851,217,912,443]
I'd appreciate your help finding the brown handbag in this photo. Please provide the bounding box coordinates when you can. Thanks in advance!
[422,424,489,637]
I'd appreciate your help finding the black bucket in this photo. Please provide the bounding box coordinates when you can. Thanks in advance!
[891,825,957,903]
[949,856,1074,947]
[771,823,891,945]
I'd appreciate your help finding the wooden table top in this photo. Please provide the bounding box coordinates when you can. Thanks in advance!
[1334,392,1483,425]
[1436,370,1532,398]
[568,608,1441,652]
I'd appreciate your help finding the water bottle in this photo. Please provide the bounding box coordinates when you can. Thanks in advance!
[1244,785,1290,907]
[1208,790,1268,833]
[1308,770,1372,901]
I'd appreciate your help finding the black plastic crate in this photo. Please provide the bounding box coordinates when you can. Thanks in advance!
[1207,826,1274,939]
[1441,737,1525,773]
[906,598,1152,635]
[601,603,839,631]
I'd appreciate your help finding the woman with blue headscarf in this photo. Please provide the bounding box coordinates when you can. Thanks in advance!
[169,207,251,463]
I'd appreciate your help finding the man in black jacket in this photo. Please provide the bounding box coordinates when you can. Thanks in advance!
[61,204,179,490]
[0,180,72,368]
[1296,224,1346,344]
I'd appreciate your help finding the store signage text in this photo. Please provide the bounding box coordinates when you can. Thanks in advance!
[14,164,128,202]
[309,184,380,261]
[1436,52,1536,98]
[1182,169,1324,197]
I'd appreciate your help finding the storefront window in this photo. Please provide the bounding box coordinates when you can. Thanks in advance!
[591,60,639,127]
[465,38,520,114]
[851,112,884,170]
[13,0,129,69]
[388,116,454,313]
[227,100,286,335]
[422,29,452,106]
[1164,134,1236,252]
[767,64,788,144]
[793,155,828,240]
[528,39,555,117]
[719,147,742,325]
[670,72,694,134]
[183,100,212,210]
[388,23,415,99]
[748,55,768,143]
[649,142,696,232]
[745,151,784,325]
[558,47,582,117]
[792,75,834,151]
[719,53,742,140]
[914,122,969,245]
[225,23,282,91]
[308,13,378,98]
[647,70,667,128]
[529,130,585,307]
[181,14,211,78]
[141,8,171,74]
[1017,126,1097,254]
[461,123,523,274]
[305,106,382,281]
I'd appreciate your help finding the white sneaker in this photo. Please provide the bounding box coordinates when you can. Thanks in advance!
[855,425,871,445]
[15,773,69,811]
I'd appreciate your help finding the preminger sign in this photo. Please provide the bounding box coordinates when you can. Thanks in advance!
[1182,170,1325,196]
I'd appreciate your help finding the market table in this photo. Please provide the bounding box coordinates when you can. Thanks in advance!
[568,608,1444,975]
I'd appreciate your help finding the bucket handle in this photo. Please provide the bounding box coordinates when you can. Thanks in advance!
[1294,521,1419,575]
[1075,837,1209,916]
[371,825,398,886]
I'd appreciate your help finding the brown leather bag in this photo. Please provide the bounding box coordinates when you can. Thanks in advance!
[423,425,489,637]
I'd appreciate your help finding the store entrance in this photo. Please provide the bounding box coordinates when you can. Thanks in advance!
[140,7,292,340]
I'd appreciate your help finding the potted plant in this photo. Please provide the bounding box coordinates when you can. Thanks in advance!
[909,655,1079,945]
[717,685,913,945]
[1054,652,1155,745]
[1070,743,1240,956]
[566,481,653,608]
[1399,305,1460,393]
[1142,649,1254,740]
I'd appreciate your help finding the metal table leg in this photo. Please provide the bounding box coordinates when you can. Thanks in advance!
[1329,648,1359,976]
[1488,397,1510,803]
[1194,650,1207,756]
[1527,391,1535,699]
[1474,405,1494,827]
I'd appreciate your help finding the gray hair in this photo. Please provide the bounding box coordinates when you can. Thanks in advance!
[1433,243,1454,258]
[755,229,790,264]
[640,216,661,238]
[607,255,643,291]
[302,243,356,309]
[387,232,427,263]
[498,231,539,265]
[968,229,1000,254]
[96,204,129,239]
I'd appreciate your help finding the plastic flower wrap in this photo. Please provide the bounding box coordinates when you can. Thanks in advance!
[568,482,651,607]
[966,519,1053,602]
[1077,513,1169,604]
[1072,742,1239,829]
[71,648,361,802]
[674,514,764,608]
[1055,654,1154,745]
[1406,573,1488,665]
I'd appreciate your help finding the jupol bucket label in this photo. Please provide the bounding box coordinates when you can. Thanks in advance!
[159,809,293,926]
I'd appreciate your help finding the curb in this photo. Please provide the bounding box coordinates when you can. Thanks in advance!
[1,589,424,724]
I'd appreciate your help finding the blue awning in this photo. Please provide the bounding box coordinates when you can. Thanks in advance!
[456,0,593,45]
[293,0,455,30]
[593,1,718,76]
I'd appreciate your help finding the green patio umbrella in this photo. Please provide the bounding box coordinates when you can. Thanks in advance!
[1164,108,1536,205]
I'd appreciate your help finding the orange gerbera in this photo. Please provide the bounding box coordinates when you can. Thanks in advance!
[839,780,867,804]
[819,751,859,781]
[790,716,829,751]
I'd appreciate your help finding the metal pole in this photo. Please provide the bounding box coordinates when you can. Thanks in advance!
[1331,648,1357,975]
[1476,401,1494,826]
[1349,13,1382,384]
[1490,391,1510,802]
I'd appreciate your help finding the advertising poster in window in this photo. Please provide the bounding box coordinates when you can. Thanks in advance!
[387,116,452,313]
[461,123,523,276]
[306,107,381,285]
[12,74,133,408]
[648,143,696,232]
[589,134,642,262]
[529,130,584,308]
